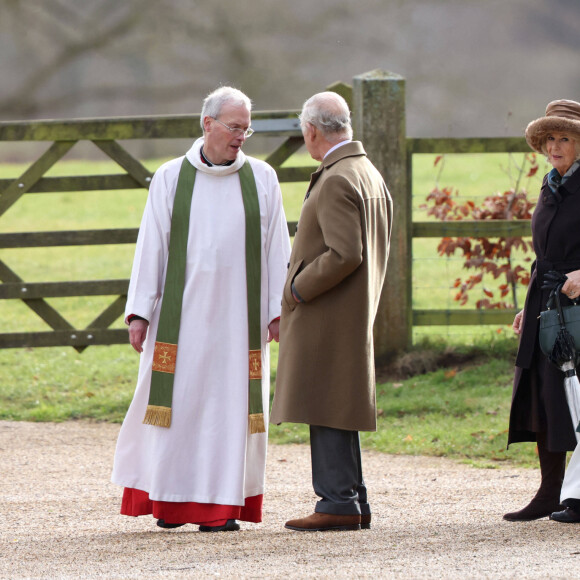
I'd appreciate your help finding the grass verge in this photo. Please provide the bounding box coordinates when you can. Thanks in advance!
[269,336,538,468]
[0,332,537,469]
[0,334,535,468]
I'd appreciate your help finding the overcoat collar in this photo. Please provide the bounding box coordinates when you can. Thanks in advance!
[306,141,367,196]
[561,163,580,196]
[540,163,580,206]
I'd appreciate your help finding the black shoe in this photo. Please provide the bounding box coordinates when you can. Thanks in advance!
[199,519,240,532]
[156,519,185,529]
[503,499,563,521]
[550,507,580,523]
[361,514,371,530]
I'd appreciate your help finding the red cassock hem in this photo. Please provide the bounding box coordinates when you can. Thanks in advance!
[120,487,263,525]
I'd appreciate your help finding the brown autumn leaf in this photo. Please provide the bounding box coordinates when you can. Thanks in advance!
[527,165,539,177]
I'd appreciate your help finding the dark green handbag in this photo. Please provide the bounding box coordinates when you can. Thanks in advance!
[539,285,580,363]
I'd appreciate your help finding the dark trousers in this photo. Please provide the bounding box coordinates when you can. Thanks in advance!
[310,425,370,516]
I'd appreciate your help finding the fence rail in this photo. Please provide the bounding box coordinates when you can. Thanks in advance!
[408,136,530,155]
[412,220,531,238]
[0,111,303,141]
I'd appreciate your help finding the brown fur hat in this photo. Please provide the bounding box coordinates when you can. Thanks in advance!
[525,99,580,153]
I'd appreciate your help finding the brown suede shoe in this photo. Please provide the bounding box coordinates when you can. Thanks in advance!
[285,512,361,531]
[361,514,371,529]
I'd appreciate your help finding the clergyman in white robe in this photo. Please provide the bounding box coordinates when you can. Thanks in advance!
[111,136,291,526]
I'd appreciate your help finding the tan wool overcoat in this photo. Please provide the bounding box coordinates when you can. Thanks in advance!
[270,141,392,432]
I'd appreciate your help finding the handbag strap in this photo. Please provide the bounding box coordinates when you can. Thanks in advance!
[547,282,578,329]
[555,283,567,330]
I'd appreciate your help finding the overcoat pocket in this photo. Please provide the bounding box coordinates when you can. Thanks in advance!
[283,259,304,311]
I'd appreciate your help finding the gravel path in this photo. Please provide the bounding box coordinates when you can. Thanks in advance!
[1,420,579,579]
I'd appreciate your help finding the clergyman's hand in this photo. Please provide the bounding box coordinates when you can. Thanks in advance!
[129,319,149,353]
[268,319,280,343]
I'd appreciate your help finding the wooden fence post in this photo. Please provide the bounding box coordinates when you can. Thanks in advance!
[352,69,411,359]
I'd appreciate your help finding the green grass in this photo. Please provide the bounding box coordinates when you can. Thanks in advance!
[0,336,536,467]
[0,345,138,422]
[269,336,539,468]
[0,152,548,468]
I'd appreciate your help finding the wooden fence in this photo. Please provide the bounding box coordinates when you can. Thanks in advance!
[0,70,533,357]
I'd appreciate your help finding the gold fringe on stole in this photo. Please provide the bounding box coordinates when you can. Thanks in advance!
[249,413,266,434]
[143,405,172,428]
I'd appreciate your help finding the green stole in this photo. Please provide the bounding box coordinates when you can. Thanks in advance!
[142,156,265,434]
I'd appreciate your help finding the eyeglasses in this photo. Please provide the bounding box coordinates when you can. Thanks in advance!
[211,117,254,138]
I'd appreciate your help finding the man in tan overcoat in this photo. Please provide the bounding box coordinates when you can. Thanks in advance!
[270,91,392,532]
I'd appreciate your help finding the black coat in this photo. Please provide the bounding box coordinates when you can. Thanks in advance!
[508,166,580,452]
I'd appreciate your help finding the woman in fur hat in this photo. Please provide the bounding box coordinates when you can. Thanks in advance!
[504,99,580,522]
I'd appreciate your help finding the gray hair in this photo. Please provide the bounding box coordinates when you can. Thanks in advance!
[299,92,353,142]
[200,87,252,132]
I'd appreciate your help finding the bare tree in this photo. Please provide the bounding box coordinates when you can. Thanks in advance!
[0,0,221,118]
[0,0,577,139]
